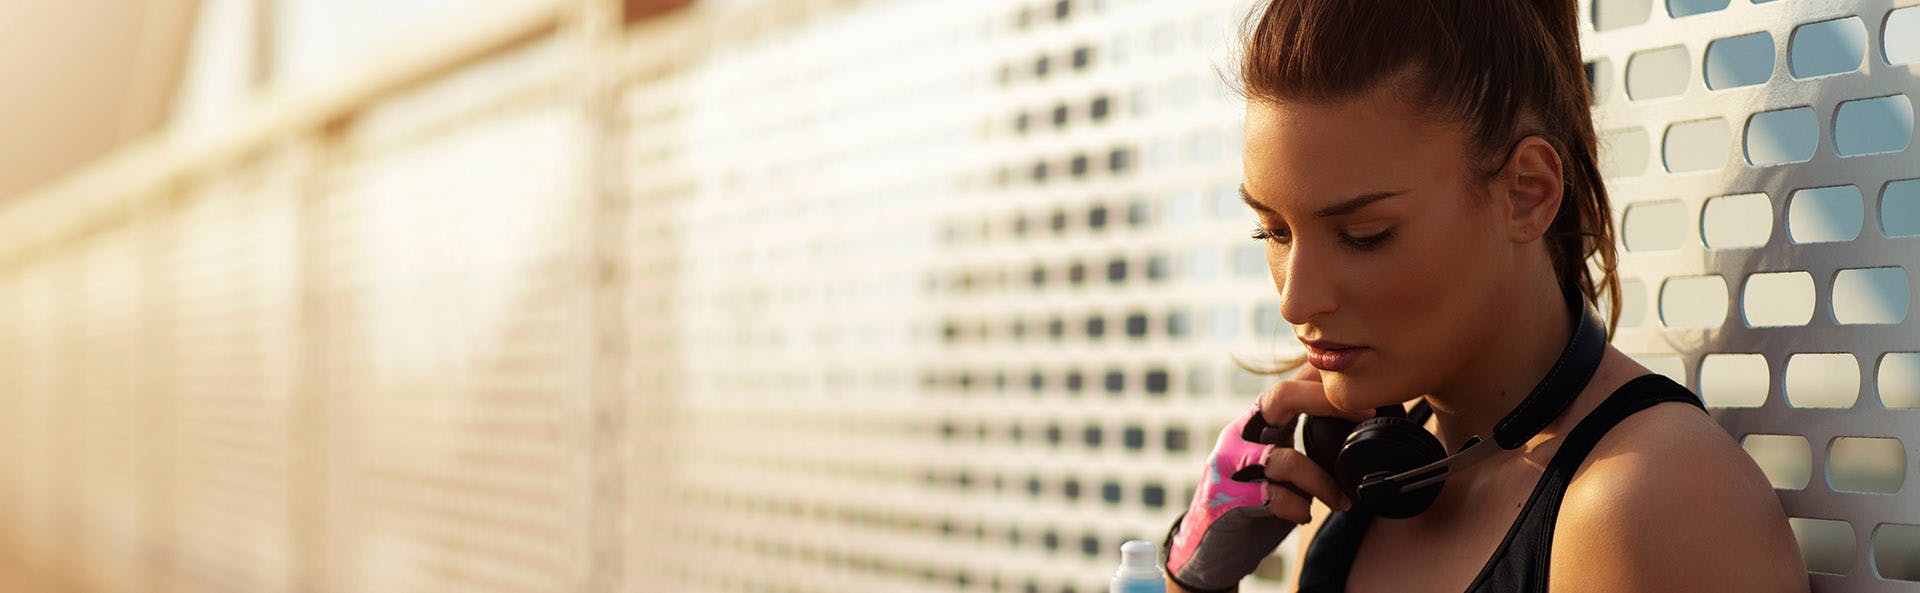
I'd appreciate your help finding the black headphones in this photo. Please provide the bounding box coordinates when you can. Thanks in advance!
[1241,286,1607,519]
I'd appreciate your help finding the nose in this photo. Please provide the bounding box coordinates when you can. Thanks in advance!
[1274,243,1338,326]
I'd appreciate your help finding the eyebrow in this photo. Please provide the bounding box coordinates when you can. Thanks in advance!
[1240,184,1407,218]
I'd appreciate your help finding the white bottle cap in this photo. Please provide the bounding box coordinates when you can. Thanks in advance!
[1114,539,1163,580]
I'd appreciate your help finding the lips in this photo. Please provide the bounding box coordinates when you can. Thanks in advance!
[1299,338,1366,372]
[1298,338,1360,350]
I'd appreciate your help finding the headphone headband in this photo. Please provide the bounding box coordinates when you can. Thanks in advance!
[1489,286,1608,450]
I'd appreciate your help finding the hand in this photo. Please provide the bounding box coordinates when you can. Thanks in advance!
[1252,365,1374,521]
[1160,366,1374,593]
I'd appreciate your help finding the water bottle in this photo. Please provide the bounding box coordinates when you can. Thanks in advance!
[1110,539,1166,593]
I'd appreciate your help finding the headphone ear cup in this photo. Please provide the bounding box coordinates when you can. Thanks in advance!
[1300,415,1358,480]
[1302,405,1410,496]
[1337,416,1448,519]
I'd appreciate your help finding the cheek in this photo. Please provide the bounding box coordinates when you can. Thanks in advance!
[1359,236,1455,324]
[1356,227,1484,383]
[1392,215,1500,301]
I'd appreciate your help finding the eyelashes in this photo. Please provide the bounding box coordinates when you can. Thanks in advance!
[1342,228,1394,249]
[1248,226,1282,242]
[1249,226,1395,250]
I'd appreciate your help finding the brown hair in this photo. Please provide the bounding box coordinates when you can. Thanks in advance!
[1231,0,1620,377]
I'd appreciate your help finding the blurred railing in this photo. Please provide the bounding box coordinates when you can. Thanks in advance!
[1,1,1917,592]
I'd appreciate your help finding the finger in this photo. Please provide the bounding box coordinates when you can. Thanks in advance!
[1239,407,1295,445]
[1264,481,1313,523]
[1271,479,1310,501]
[1291,364,1322,383]
[1229,464,1270,483]
[1257,379,1375,426]
[1263,447,1349,511]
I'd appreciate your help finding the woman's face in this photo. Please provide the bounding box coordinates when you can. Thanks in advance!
[1241,85,1519,413]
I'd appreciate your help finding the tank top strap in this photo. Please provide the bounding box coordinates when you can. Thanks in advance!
[1295,506,1372,592]
[1460,372,1706,592]
[1527,372,1705,495]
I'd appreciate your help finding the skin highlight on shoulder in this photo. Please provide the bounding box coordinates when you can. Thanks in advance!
[1548,398,1810,593]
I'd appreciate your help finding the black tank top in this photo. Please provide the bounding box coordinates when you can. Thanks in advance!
[1294,373,1706,593]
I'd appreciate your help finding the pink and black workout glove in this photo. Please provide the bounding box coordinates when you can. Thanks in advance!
[1159,403,1307,593]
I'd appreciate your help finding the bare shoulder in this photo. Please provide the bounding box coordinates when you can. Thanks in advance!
[1547,385,1810,593]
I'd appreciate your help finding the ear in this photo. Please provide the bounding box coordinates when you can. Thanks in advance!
[1495,135,1565,244]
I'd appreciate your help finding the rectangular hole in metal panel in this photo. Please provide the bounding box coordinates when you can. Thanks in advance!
[1742,272,1815,328]
[1787,185,1864,244]
[1880,179,1920,237]
[1826,436,1904,494]
[1744,107,1819,166]
[1785,353,1861,409]
[1741,433,1811,490]
[1878,352,1920,409]
[1886,6,1920,66]
[1701,192,1773,249]
[1790,16,1868,79]
[1790,517,1857,575]
[1872,523,1920,581]
[1623,199,1689,251]
[1706,31,1775,90]
[1700,353,1770,407]
[1659,275,1730,328]
[1832,267,1910,325]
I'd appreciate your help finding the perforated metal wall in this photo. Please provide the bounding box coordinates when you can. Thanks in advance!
[1588,0,1920,589]
[621,1,1292,591]
[0,1,1914,592]
[311,37,596,593]
[0,27,602,593]
[157,156,301,593]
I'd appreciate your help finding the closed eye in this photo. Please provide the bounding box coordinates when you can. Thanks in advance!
[1341,228,1393,249]
[1250,226,1394,250]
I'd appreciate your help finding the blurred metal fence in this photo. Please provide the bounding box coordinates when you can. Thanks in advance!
[0,0,1914,592]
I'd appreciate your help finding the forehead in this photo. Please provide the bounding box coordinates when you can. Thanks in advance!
[1241,88,1470,209]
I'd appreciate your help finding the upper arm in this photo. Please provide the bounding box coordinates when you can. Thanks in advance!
[1548,403,1810,593]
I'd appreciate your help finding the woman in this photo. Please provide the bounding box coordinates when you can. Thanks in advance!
[1159,1,1809,592]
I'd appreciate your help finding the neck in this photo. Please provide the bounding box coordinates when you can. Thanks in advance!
[1422,278,1576,455]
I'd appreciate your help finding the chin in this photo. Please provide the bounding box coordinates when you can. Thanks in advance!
[1318,373,1365,412]
[1320,371,1407,413]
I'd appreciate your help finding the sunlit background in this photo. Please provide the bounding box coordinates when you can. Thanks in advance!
[0,0,1917,592]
